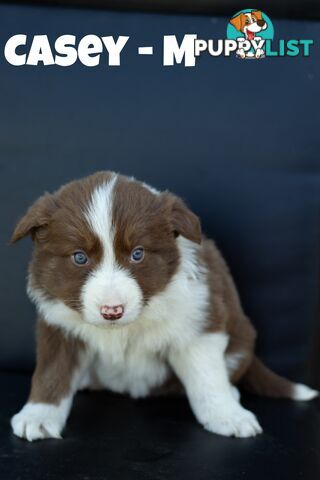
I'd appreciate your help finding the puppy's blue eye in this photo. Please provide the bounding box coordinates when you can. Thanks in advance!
[130,247,144,263]
[73,251,88,266]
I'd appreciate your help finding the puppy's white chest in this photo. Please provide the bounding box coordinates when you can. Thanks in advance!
[92,336,169,398]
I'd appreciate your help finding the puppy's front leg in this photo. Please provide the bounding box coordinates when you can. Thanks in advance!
[11,319,86,441]
[169,332,262,438]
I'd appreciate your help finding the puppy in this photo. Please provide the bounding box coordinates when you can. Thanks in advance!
[10,172,317,441]
[230,10,267,59]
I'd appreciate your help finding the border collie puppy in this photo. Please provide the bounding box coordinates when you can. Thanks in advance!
[10,172,318,441]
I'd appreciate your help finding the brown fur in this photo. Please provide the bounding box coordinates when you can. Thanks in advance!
[229,12,247,32]
[241,356,297,398]
[229,10,264,33]
[200,238,256,382]
[14,173,113,310]
[113,177,200,302]
[252,10,263,21]
[29,319,84,404]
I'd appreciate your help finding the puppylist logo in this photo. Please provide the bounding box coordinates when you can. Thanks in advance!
[194,9,314,61]
[226,9,314,59]
[2,9,314,67]
[227,9,274,59]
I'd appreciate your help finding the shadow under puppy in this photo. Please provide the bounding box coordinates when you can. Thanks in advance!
[10,172,318,441]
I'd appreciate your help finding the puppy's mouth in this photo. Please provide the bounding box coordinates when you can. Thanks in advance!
[246,30,255,41]
[101,313,123,321]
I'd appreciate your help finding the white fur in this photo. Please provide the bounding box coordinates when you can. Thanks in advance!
[142,182,160,196]
[169,332,262,437]
[292,384,318,401]
[243,12,267,34]
[127,175,160,196]
[245,22,262,34]
[84,175,117,255]
[82,176,144,326]
[226,350,245,376]
[11,398,71,441]
[231,386,241,402]
[11,352,90,441]
[81,264,143,327]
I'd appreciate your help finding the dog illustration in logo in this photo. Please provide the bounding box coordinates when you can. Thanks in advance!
[230,10,268,59]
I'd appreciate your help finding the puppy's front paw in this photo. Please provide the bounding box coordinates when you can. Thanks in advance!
[11,403,64,441]
[203,404,262,438]
[255,49,265,59]
[236,49,246,59]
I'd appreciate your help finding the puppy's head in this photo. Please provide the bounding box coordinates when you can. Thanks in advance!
[11,172,201,327]
[230,11,267,39]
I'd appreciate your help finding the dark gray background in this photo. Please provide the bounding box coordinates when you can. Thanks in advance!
[0,4,319,384]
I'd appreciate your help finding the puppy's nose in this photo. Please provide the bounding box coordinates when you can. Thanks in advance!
[257,20,265,27]
[100,304,124,321]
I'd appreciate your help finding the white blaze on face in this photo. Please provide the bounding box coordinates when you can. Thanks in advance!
[81,176,143,326]
[244,13,266,35]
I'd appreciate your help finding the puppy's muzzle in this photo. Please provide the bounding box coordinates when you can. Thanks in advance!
[257,20,266,28]
[100,304,124,321]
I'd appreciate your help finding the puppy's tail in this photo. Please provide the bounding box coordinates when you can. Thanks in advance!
[241,355,318,401]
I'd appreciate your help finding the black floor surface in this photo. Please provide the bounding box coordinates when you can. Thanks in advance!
[1,372,319,480]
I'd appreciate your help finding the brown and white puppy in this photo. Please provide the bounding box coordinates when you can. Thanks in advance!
[230,10,267,41]
[230,10,267,59]
[10,172,317,441]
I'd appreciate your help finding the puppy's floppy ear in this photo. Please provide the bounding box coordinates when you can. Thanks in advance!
[252,10,263,20]
[162,193,202,244]
[11,193,57,244]
[229,13,245,32]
